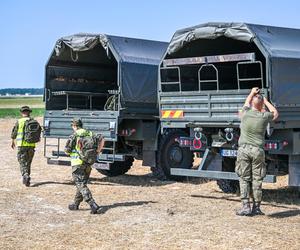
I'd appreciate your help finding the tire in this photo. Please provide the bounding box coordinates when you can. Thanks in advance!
[217,157,239,193]
[217,179,239,194]
[97,156,134,177]
[153,129,193,180]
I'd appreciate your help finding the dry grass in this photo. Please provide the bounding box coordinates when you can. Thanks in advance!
[0,97,44,108]
[0,97,44,118]
[0,118,299,250]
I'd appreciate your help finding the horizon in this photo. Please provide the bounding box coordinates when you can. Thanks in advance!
[0,87,43,89]
[1,0,300,88]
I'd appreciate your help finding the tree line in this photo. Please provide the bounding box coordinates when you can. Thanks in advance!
[0,88,43,95]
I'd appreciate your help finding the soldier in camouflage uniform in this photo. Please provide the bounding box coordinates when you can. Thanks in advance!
[64,118,105,214]
[11,106,36,187]
[236,88,278,216]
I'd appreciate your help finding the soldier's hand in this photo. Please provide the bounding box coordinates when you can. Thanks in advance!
[251,87,260,95]
[11,141,15,149]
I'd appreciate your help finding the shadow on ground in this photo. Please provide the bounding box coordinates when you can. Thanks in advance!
[97,200,157,214]
[268,209,300,218]
[31,180,119,187]
[182,177,212,185]
[90,173,175,187]
[90,172,213,187]
[262,187,300,205]
[191,187,299,209]
[31,181,74,187]
[31,174,210,188]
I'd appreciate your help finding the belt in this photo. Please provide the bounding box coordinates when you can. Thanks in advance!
[240,144,262,150]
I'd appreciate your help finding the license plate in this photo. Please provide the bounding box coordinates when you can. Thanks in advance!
[93,162,110,170]
[220,149,237,157]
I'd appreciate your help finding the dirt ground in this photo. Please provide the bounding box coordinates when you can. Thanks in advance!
[0,118,299,250]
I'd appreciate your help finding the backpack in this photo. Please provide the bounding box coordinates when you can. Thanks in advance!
[76,133,103,164]
[24,118,42,143]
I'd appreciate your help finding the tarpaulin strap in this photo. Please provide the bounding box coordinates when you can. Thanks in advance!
[70,50,78,62]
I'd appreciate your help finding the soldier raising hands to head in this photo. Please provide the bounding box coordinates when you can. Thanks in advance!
[235,88,278,216]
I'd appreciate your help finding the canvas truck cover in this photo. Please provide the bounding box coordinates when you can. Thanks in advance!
[49,33,168,107]
[165,22,300,107]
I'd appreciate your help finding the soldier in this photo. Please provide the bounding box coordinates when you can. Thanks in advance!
[64,118,105,214]
[11,106,36,187]
[236,87,279,216]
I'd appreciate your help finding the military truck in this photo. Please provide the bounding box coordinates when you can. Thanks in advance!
[44,34,168,176]
[157,22,300,191]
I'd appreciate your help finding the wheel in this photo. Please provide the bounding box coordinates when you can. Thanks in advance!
[97,156,134,177]
[217,179,239,193]
[217,157,239,193]
[153,129,193,180]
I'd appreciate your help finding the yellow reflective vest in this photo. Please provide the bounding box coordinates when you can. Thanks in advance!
[70,128,93,166]
[16,117,35,147]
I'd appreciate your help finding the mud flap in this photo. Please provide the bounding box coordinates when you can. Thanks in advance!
[47,158,71,166]
[289,155,300,186]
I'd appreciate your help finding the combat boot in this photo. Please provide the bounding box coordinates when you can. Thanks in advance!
[90,202,103,214]
[252,202,265,215]
[26,176,31,187]
[22,176,26,185]
[236,201,252,216]
[23,175,30,187]
[68,203,79,211]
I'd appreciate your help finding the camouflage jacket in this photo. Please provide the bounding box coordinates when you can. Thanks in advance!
[11,121,19,139]
[64,133,77,155]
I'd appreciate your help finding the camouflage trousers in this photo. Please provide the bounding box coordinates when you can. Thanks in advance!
[235,144,267,202]
[72,164,95,206]
[17,146,35,177]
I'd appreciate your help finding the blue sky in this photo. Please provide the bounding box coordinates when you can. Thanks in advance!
[1,0,300,88]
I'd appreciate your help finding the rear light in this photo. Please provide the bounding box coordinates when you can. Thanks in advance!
[265,142,278,150]
[176,138,192,147]
[120,128,136,136]
[264,140,288,150]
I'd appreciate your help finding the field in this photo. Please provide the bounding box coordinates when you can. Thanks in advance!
[0,117,299,250]
[0,97,44,118]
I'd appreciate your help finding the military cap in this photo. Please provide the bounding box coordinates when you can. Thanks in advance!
[71,118,83,127]
[20,106,32,112]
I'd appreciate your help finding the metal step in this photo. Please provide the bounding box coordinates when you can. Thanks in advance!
[52,151,68,157]
[170,168,276,183]
[47,158,71,166]
[98,153,125,162]
[170,148,276,183]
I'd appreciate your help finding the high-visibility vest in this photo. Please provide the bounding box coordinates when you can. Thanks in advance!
[70,128,93,166]
[16,117,36,147]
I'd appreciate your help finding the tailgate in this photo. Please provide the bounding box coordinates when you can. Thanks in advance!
[159,90,249,128]
[43,110,118,141]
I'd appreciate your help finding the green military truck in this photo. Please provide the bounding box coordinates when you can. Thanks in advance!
[44,25,300,193]
[43,34,168,176]
[157,22,300,191]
